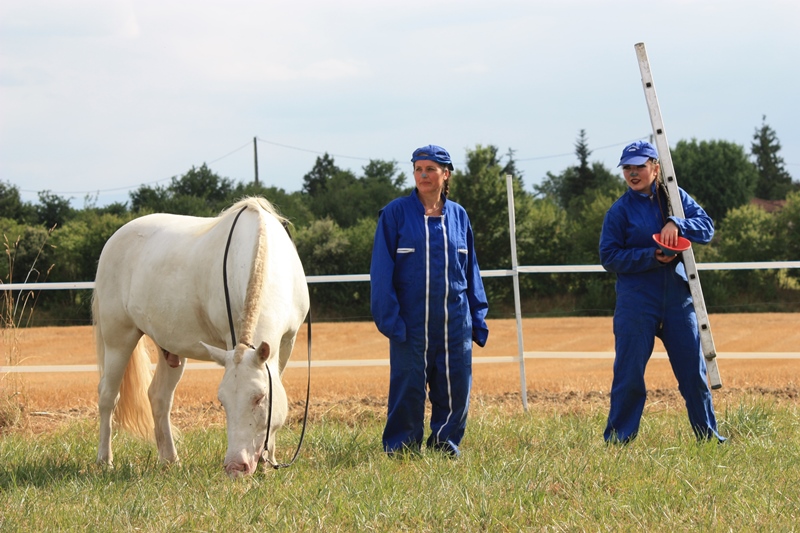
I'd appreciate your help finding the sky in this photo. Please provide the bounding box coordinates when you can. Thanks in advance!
[1,0,798,208]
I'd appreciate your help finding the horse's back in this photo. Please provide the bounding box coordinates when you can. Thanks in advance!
[94,199,308,360]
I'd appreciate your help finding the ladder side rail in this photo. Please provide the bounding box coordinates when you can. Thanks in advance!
[634,42,722,389]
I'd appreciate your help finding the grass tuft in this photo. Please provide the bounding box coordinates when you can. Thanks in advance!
[0,393,23,431]
[720,400,776,440]
[2,229,54,432]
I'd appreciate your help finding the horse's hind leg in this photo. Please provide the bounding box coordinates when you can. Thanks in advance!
[149,352,186,464]
[97,329,142,466]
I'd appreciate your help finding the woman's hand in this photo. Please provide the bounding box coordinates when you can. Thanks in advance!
[655,249,677,263]
[660,221,680,247]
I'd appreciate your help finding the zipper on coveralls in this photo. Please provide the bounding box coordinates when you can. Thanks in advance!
[651,193,670,331]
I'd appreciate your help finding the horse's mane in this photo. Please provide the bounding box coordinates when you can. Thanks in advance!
[220,197,283,362]
[220,196,289,226]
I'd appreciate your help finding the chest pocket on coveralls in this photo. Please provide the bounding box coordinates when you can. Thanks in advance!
[395,247,416,288]
[453,247,469,289]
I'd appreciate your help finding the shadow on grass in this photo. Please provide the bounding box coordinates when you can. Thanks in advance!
[0,450,164,490]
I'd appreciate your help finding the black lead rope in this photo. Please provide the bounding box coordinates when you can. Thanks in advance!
[263,311,311,470]
[222,205,311,471]
[223,206,248,348]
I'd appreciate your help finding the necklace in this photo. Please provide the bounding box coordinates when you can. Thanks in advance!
[424,200,442,215]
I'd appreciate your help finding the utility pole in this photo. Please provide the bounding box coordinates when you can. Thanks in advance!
[253,137,259,185]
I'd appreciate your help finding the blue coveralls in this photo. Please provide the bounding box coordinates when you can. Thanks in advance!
[599,182,724,443]
[370,189,489,454]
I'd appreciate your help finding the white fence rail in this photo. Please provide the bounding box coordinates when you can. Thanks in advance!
[4,262,799,365]
[3,261,800,291]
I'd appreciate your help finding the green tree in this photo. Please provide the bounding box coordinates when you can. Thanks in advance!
[713,204,779,263]
[165,195,219,217]
[514,198,568,268]
[35,190,75,229]
[81,193,129,217]
[51,211,132,283]
[129,164,234,216]
[99,202,130,216]
[535,130,624,211]
[671,139,758,222]
[561,189,622,314]
[751,115,795,200]
[46,211,133,323]
[301,153,339,197]
[0,181,37,224]
[230,182,314,228]
[701,203,783,307]
[774,190,800,282]
[169,164,234,204]
[450,145,518,271]
[301,154,358,225]
[360,159,409,218]
[295,218,350,276]
[512,196,572,308]
[0,220,54,284]
[567,189,623,265]
[450,144,534,310]
[307,169,359,226]
[499,147,523,181]
[301,155,407,228]
[129,183,170,213]
[294,217,374,319]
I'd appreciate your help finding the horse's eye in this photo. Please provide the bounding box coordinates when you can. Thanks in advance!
[253,394,265,407]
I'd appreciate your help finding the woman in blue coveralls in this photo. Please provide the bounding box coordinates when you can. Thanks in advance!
[370,144,489,457]
[599,140,725,444]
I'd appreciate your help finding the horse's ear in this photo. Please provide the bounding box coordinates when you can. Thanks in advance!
[256,341,270,364]
[201,341,230,366]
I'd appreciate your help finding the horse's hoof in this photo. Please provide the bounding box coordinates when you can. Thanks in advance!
[159,458,181,470]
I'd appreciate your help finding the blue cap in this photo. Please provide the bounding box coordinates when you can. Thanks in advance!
[618,140,658,166]
[411,144,454,171]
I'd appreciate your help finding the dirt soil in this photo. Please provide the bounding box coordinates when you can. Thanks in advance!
[2,313,798,434]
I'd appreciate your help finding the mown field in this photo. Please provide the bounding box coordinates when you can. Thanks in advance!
[1,315,799,531]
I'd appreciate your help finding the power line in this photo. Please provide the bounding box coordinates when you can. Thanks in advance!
[12,134,659,197]
[256,137,372,161]
[18,142,255,196]
[516,135,650,161]
[206,140,252,164]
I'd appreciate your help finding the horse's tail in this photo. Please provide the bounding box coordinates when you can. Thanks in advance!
[115,336,156,441]
[93,292,155,441]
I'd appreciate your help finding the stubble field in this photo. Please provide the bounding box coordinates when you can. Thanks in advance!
[2,313,798,435]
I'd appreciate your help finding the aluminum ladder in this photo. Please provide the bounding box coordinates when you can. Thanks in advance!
[635,42,722,389]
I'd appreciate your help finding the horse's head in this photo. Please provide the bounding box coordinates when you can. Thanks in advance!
[201,341,288,478]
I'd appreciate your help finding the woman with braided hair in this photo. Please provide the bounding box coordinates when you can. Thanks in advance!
[370,144,489,457]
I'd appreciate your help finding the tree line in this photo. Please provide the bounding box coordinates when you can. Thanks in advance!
[2,118,798,326]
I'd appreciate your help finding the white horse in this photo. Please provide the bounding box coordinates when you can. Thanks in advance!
[93,197,309,477]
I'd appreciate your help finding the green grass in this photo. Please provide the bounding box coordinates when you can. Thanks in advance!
[1,398,799,532]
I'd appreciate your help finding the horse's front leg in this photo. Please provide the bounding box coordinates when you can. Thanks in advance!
[264,371,289,466]
[149,354,186,464]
